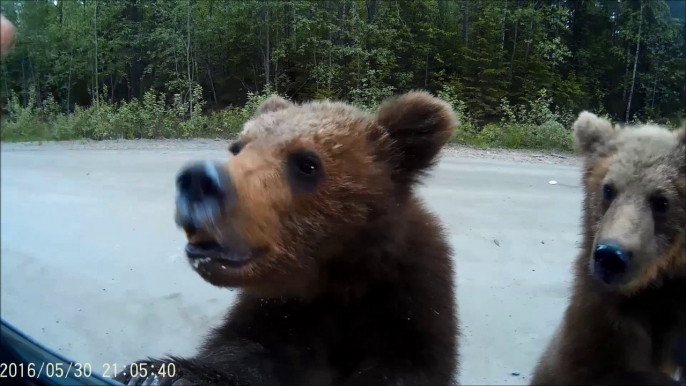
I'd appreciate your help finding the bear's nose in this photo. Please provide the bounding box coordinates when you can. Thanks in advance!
[175,161,234,231]
[592,241,632,284]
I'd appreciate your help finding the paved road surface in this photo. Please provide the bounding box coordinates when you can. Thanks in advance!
[1,142,583,385]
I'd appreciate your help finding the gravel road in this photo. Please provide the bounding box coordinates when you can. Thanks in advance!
[1,140,583,384]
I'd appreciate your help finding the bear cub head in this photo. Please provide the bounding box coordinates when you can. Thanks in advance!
[575,112,686,294]
[174,92,456,296]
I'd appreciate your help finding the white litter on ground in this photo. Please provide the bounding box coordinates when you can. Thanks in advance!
[548,180,558,185]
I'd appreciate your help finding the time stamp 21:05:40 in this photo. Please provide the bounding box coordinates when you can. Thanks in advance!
[0,362,177,379]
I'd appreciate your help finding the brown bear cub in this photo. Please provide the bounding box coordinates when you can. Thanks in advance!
[116,92,459,386]
[531,112,686,386]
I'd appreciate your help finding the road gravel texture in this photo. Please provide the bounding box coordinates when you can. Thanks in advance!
[1,140,583,384]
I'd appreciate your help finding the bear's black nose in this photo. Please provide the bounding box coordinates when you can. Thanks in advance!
[175,161,233,231]
[593,242,632,284]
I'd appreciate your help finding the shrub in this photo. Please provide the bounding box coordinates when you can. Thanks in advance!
[437,83,478,144]
[349,70,395,112]
[441,88,574,151]
[2,84,578,152]
[1,90,50,141]
[0,84,289,142]
[491,89,574,151]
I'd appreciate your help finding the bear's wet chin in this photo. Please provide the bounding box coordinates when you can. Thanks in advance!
[188,256,254,287]
[185,242,254,268]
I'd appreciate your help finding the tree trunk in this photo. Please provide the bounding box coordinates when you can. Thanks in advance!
[622,41,631,102]
[508,21,518,84]
[524,6,534,65]
[110,72,116,102]
[552,0,559,44]
[193,51,199,86]
[94,0,99,109]
[551,0,559,71]
[650,40,660,110]
[622,9,634,102]
[274,54,279,93]
[462,0,469,48]
[501,0,507,52]
[336,1,344,46]
[187,0,193,119]
[625,1,643,123]
[67,50,73,112]
[263,0,271,88]
[356,51,361,89]
[21,58,27,105]
[328,20,333,90]
[28,56,42,108]
[252,64,259,91]
[650,77,657,110]
[424,52,429,88]
[174,36,179,76]
[3,65,10,105]
[127,66,132,101]
[314,45,318,94]
[612,3,618,47]
[365,0,378,51]
[206,59,217,104]
[292,2,297,48]
[367,0,378,24]
[524,17,534,64]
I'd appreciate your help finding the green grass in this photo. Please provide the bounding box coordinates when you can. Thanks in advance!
[450,122,574,152]
[2,87,575,152]
[2,115,575,152]
[2,112,575,152]
[1,88,256,142]
[0,111,247,142]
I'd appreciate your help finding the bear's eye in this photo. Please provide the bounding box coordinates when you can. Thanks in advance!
[292,151,320,176]
[649,194,669,214]
[296,157,317,175]
[602,184,616,202]
[288,149,323,192]
[229,141,244,156]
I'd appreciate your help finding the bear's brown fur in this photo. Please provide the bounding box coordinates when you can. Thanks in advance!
[116,92,459,386]
[531,112,686,385]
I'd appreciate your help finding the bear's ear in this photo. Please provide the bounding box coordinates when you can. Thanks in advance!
[677,126,686,177]
[573,111,617,156]
[676,125,686,145]
[375,91,457,181]
[254,95,293,117]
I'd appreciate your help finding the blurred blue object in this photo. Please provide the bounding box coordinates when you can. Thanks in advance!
[1,318,121,386]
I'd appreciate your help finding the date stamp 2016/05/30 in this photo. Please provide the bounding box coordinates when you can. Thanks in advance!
[1,361,94,379]
[0,361,177,379]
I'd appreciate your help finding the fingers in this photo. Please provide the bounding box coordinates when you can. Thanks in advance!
[126,373,159,386]
[126,373,143,386]
[125,373,190,386]
[120,369,191,386]
[1,14,16,59]
[141,374,158,386]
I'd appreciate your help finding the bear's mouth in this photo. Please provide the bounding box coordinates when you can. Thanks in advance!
[185,241,254,268]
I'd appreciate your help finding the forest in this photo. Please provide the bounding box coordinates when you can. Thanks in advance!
[0,0,684,150]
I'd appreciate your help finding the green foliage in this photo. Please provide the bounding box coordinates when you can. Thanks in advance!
[453,88,574,151]
[2,90,48,141]
[437,83,477,143]
[0,0,684,151]
[350,70,396,112]
[1,84,285,142]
